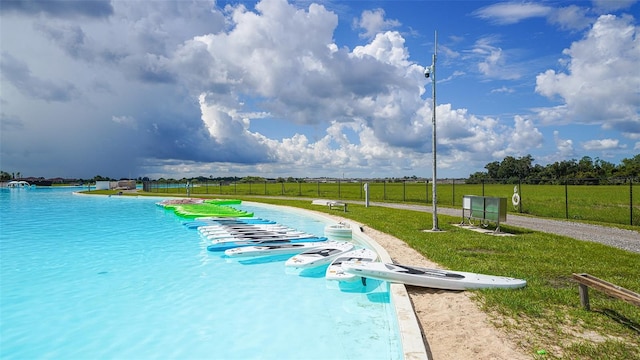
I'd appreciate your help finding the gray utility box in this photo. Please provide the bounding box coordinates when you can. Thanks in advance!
[462,195,507,231]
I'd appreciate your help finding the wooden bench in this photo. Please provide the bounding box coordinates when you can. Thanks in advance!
[572,273,640,310]
[328,202,347,212]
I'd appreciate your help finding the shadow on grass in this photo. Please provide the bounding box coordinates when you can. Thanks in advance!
[597,309,640,334]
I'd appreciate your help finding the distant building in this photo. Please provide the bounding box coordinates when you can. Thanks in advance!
[95,180,136,190]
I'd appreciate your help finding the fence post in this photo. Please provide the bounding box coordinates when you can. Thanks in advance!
[565,179,569,220]
[630,177,634,226]
[452,179,455,207]
[426,180,430,204]
[403,180,406,202]
[384,180,387,201]
[264,181,267,195]
[482,179,485,196]
[317,181,320,197]
[298,181,301,196]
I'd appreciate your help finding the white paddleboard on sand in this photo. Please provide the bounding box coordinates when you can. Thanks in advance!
[325,248,378,282]
[341,262,526,290]
[285,241,354,269]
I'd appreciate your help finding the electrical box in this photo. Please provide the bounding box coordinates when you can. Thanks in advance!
[462,195,507,231]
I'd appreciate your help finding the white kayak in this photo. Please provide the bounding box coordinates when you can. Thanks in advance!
[285,241,355,269]
[224,242,327,257]
[340,262,527,290]
[325,248,378,282]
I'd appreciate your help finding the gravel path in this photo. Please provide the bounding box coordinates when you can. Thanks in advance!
[366,201,640,254]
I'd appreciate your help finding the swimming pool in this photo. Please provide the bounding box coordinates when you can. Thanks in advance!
[0,187,403,359]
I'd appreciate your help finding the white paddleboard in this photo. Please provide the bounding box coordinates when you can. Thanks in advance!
[341,262,526,290]
[209,232,316,244]
[325,248,378,282]
[224,242,327,257]
[285,241,355,269]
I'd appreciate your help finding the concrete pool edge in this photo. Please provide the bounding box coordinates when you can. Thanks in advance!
[247,201,429,360]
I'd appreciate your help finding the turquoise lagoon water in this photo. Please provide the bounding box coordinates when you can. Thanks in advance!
[0,187,401,359]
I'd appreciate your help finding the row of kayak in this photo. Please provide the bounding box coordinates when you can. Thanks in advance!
[183,217,376,282]
[183,216,527,290]
[197,219,330,252]
[157,198,253,219]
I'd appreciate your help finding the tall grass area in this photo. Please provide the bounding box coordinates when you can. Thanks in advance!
[237,197,639,360]
[145,181,640,226]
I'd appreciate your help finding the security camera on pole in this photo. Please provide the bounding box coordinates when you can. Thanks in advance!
[425,31,440,232]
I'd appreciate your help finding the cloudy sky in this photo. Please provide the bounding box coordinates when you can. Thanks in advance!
[1,0,639,180]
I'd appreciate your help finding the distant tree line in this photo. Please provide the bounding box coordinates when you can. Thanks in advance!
[5,156,638,185]
[467,154,640,184]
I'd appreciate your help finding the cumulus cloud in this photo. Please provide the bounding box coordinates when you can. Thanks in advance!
[181,1,428,152]
[553,130,575,158]
[535,15,640,136]
[353,8,401,38]
[581,138,625,151]
[506,116,544,152]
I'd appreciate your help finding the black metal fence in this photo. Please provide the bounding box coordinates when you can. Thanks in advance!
[144,177,639,226]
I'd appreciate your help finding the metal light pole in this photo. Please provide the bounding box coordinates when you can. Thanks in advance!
[425,31,440,231]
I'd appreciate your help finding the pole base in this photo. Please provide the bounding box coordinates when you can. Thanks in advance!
[422,228,445,233]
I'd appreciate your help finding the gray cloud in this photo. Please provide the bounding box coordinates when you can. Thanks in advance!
[34,21,93,60]
[0,0,114,18]
[0,52,77,102]
[0,112,24,131]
